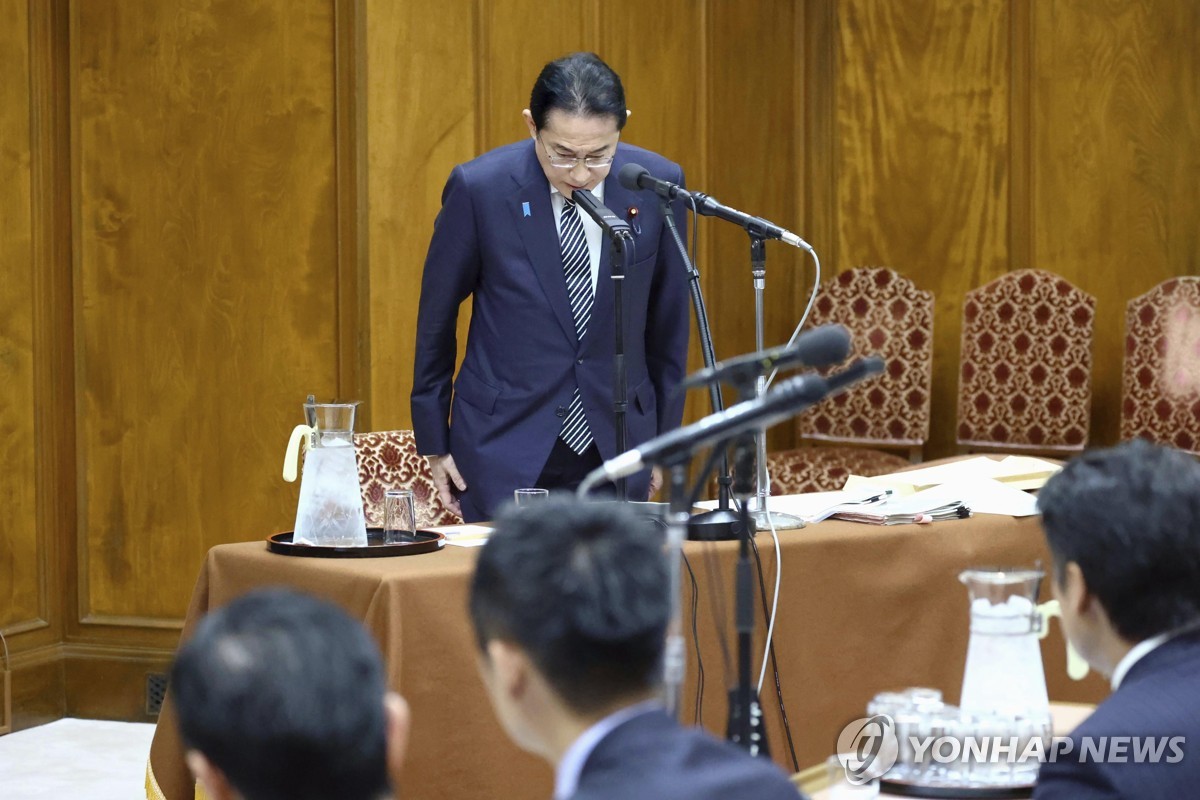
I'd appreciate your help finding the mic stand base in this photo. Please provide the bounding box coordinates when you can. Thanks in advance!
[750,508,806,531]
[687,507,754,541]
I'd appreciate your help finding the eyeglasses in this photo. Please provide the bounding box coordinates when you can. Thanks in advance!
[538,135,615,170]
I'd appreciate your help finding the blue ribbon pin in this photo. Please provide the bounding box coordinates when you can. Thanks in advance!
[522,201,531,218]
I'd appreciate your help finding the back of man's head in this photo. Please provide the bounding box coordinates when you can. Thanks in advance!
[170,588,392,800]
[1037,439,1200,642]
[469,497,668,714]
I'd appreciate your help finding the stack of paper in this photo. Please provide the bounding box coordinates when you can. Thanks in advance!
[829,482,972,525]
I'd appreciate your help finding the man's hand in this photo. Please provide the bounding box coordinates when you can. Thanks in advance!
[428,454,466,517]
[648,466,664,500]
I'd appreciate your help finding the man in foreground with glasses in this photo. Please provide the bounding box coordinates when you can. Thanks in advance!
[469,497,805,799]
[411,52,690,521]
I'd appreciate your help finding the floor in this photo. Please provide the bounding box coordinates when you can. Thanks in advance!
[0,718,157,799]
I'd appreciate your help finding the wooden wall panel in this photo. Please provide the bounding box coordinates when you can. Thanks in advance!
[73,0,342,623]
[364,0,478,430]
[476,0,598,153]
[1032,0,1200,444]
[707,0,802,449]
[830,0,1012,457]
[0,0,42,630]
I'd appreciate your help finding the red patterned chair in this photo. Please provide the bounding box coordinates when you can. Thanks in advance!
[353,430,463,528]
[766,267,933,494]
[1121,277,1200,455]
[956,270,1095,455]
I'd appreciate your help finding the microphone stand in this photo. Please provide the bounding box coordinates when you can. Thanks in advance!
[726,429,769,756]
[661,457,692,717]
[608,230,634,501]
[747,235,804,530]
[659,198,749,542]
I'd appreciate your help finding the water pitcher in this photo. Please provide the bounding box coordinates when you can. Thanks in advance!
[958,567,1050,720]
[282,400,368,547]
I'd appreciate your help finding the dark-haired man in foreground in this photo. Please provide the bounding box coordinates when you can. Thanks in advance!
[1034,440,1200,799]
[411,51,690,521]
[469,497,804,800]
[169,589,410,800]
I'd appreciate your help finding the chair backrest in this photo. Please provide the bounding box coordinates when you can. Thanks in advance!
[1121,277,1200,455]
[353,430,463,528]
[957,269,1095,454]
[800,266,934,456]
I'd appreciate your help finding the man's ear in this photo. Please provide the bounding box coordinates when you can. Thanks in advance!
[1061,561,1093,617]
[384,692,411,787]
[487,638,529,700]
[186,749,237,800]
[522,109,537,138]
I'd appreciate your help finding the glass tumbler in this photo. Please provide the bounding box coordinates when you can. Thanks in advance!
[384,489,417,544]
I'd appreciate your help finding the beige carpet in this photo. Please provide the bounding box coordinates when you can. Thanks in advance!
[0,718,157,799]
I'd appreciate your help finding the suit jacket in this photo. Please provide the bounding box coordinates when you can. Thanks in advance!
[569,709,804,800]
[411,140,690,521]
[1033,630,1200,799]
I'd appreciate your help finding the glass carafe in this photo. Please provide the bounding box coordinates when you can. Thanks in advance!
[282,400,368,547]
[958,567,1050,720]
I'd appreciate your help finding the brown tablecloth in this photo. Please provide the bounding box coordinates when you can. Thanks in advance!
[146,513,1109,800]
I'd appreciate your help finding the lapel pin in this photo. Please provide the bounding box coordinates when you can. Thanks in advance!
[627,205,641,236]
[522,201,531,218]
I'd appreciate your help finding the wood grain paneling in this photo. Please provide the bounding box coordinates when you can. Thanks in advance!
[73,0,342,622]
[706,0,803,452]
[1032,0,1200,444]
[364,0,478,431]
[476,0,598,153]
[830,0,1012,457]
[0,0,42,631]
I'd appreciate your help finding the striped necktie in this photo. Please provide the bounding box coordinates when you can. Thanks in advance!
[558,198,594,455]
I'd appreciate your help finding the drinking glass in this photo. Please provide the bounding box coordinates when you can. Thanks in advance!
[514,488,549,506]
[384,489,417,544]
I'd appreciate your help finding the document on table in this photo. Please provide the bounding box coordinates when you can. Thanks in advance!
[844,455,1061,496]
[438,524,494,547]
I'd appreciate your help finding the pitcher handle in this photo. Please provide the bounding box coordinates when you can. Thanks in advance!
[283,424,314,483]
[1036,599,1090,681]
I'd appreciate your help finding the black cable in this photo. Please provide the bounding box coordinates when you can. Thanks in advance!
[749,533,800,772]
[682,552,704,726]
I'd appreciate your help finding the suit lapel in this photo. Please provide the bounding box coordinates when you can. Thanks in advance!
[513,144,578,346]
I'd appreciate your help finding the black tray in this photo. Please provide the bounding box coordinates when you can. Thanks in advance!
[267,528,445,558]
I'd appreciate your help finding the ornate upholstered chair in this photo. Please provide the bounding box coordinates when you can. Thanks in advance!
[956,270,1095,455]
[353,430,463,528]
[766,267,934,494]
[1121,277,1200,455]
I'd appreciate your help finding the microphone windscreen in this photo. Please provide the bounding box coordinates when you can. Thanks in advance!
[618,162,649,191]
[794,324,853,368]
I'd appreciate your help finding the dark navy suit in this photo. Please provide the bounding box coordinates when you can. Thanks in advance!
[569,709,804,800]
[1033,631,1200,799]
[411,140,690,521]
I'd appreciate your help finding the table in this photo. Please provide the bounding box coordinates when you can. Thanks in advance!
[146,512,1109,800]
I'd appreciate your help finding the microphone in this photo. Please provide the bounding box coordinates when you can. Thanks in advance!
[618,163,813,252]
[681,324,852,390]
[571,187,632,238]
[619,162,690,201]
[591,356,885,485]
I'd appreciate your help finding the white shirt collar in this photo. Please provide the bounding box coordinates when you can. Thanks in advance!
[1110,631,1171,690]
[554,700,661,800]
[550,181,605,203]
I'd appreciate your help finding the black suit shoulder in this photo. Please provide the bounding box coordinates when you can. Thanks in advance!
[572,711,804,800]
